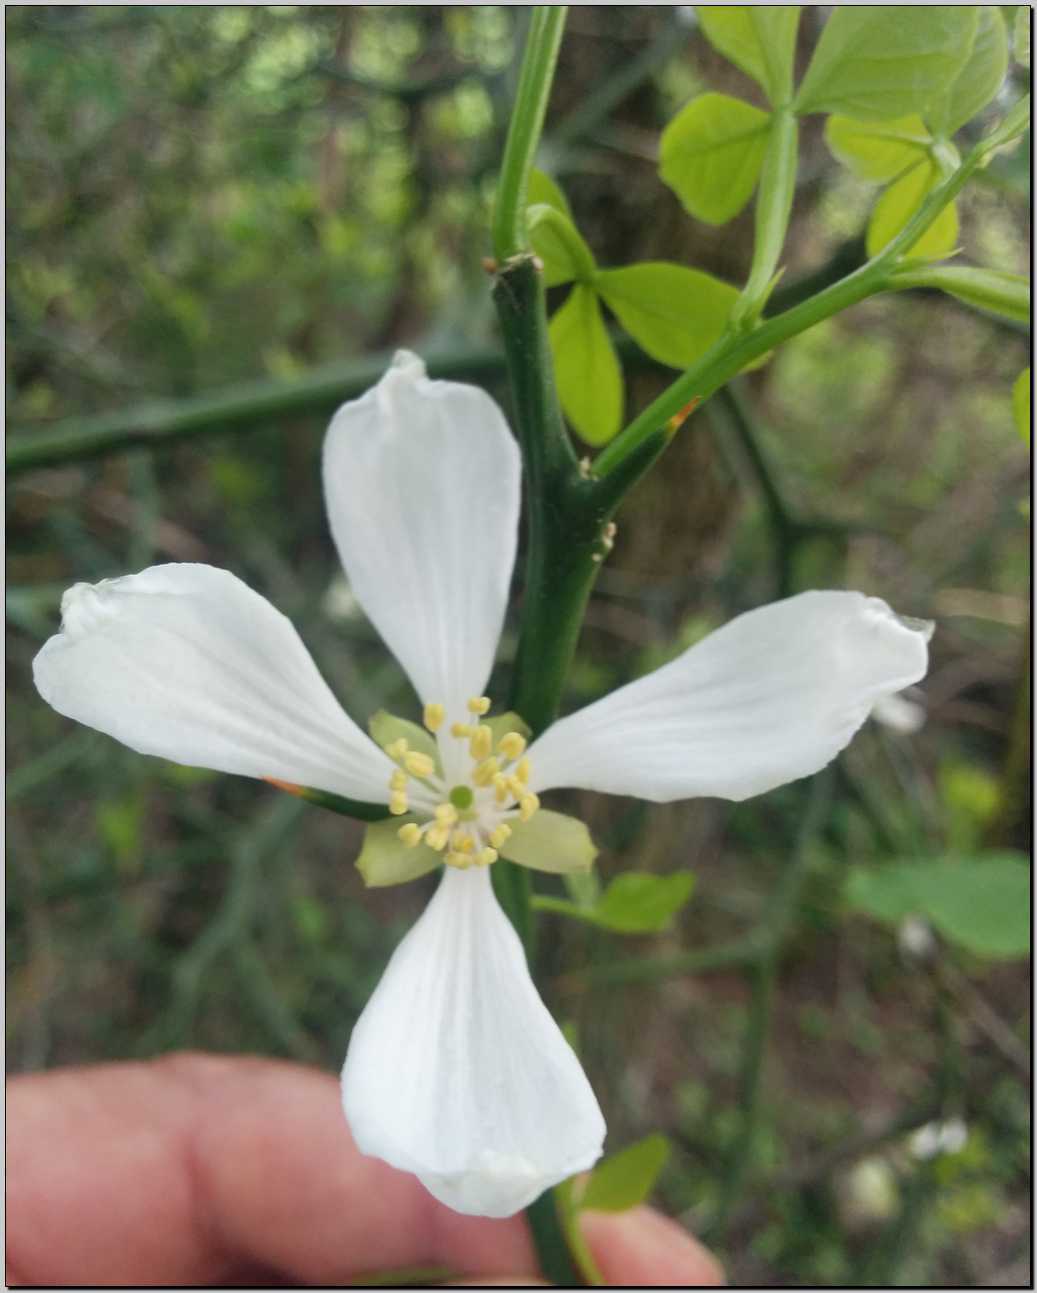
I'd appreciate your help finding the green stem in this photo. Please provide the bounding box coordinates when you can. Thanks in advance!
[732,105,798,326]
[593,124,999,479]
[492,6,567,262]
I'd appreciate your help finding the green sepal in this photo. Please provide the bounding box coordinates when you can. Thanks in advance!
[355,817,441,888]
[367,710,440,768]
[485,711,532,744]
[501,809,598,875]
[577,1134,671,1213]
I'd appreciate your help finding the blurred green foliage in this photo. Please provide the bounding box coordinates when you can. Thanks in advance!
[6,6,1031,1287]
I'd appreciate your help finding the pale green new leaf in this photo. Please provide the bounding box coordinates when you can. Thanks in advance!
[1013,367,1030,442]
[846,853,1030,958]
[356,818,440,887]
[591,871,696,933]
[824,114,931,182]
[697,7,800,105]
[659,93,771,224]
[549,283,623,446]
[866,160,959,260]
[368,710,439,767]
[1014,5,1031,68]
[891,265,1030,322]
[529,204,595,288]
[595,262,738,369]
[579,1135,671,1213]
[527,168,572,218]
[500,809,598,875]
[927,7,1008,137]
[795,7,979,120]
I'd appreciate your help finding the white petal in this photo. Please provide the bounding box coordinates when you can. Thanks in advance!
[33,563,393,802]
[341,865,605,1218]
[323,351,520,722]
[529,591,931,803]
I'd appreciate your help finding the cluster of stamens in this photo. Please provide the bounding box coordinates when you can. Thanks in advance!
[384,696,540,870]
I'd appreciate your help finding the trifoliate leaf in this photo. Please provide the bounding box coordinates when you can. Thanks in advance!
[501,810,598,875]
[846,853,1031,958]
[529,204,595,288]
[368,710,439,767]
[579,1134,671,1212]
[927,6,1008,137]
[659,93,771,225]
[549,283,623,446]
[697,7,800,105]
[527,168,572,218]
[1013,367,1030,442]
[795,7,979,120]
[356,818,440,887]
[866,160,959,260]
[824,114,931,183]
[594,262,738,369]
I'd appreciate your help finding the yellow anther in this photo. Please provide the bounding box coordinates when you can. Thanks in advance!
[467,696,491,715]
[446,850,472,869]
[497,732,527,762]
[507,775,526,799]
[493,773,510,804]
[386,738,409,761]
[426,825,449,852]
[403,751,435,779]
[515,757,531,785]
[489,823,512,849]
[397,823,422,848]
[476,847,498,867]
[389,792,409,816]
[390,769,408,792]
[472,756,500,787]
[451,830,474,853]
[451,722,474,739]
[434,802,458,826]
[469,724,493,761]
[519,793,540,822]
[423,702,445,733]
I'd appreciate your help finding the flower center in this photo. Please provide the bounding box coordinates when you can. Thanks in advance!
[383,696,539,870]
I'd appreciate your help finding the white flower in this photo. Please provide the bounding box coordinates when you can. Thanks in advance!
[32,350,932,1218]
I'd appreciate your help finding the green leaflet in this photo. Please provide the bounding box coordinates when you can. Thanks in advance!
[1013,367,1030,442]
[846,853,1031,959]
[527,167,572,218]
[659,93,771,225]
[534,870,695,934]
[355,817,440,887]
[578,1134,671,1213]
[927,7,1008,137]
[697,6,800,106]
[528,203,595,288]
[866,159,959,260]
[824,114,932,183]
[594,262,738,369]
[1014,5,1030,68]
[549,282,623,446]
[795,7,979,120]
[500,809,598,875]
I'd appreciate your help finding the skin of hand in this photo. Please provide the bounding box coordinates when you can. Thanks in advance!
[6,1053,724,1288]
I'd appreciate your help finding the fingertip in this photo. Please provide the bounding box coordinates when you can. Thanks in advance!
[580,1205,725,1287]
